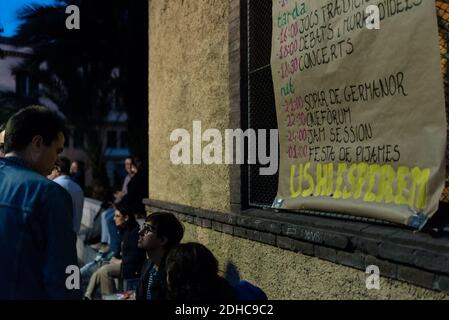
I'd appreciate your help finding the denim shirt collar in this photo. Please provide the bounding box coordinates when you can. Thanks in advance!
[2,156,33,171]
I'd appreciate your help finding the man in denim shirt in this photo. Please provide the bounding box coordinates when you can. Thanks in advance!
[0,106,81,299]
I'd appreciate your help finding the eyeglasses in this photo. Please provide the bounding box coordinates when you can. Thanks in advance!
[140,223,157,235]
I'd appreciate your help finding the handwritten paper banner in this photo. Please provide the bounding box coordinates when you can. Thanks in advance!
[271,0,447,228]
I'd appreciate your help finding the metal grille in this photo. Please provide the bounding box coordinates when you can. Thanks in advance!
[437,0,449,202]
[248,0,278,207]
[247,0,449,208]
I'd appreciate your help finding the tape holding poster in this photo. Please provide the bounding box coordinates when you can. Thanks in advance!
[271,0,447,228]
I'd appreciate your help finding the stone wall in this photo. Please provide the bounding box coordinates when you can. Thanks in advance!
[149,0,231,213]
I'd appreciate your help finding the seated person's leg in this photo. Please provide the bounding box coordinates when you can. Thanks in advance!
[84,268,101,300]
[99,263,122,298]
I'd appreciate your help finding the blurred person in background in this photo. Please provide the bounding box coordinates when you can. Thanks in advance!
[51,157,84,234]
[70,160,85,191]
[93,156,136,254]
[114,156,134,202]
[117,155,148,218]
[0,123,5,157]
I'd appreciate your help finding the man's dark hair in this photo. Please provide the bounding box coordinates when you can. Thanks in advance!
[59,157,72,175]
[145,212,184,250]
[4,106,66,153]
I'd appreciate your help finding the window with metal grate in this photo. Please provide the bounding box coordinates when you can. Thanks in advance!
[245,0,449,228]
[247,0,279,208]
